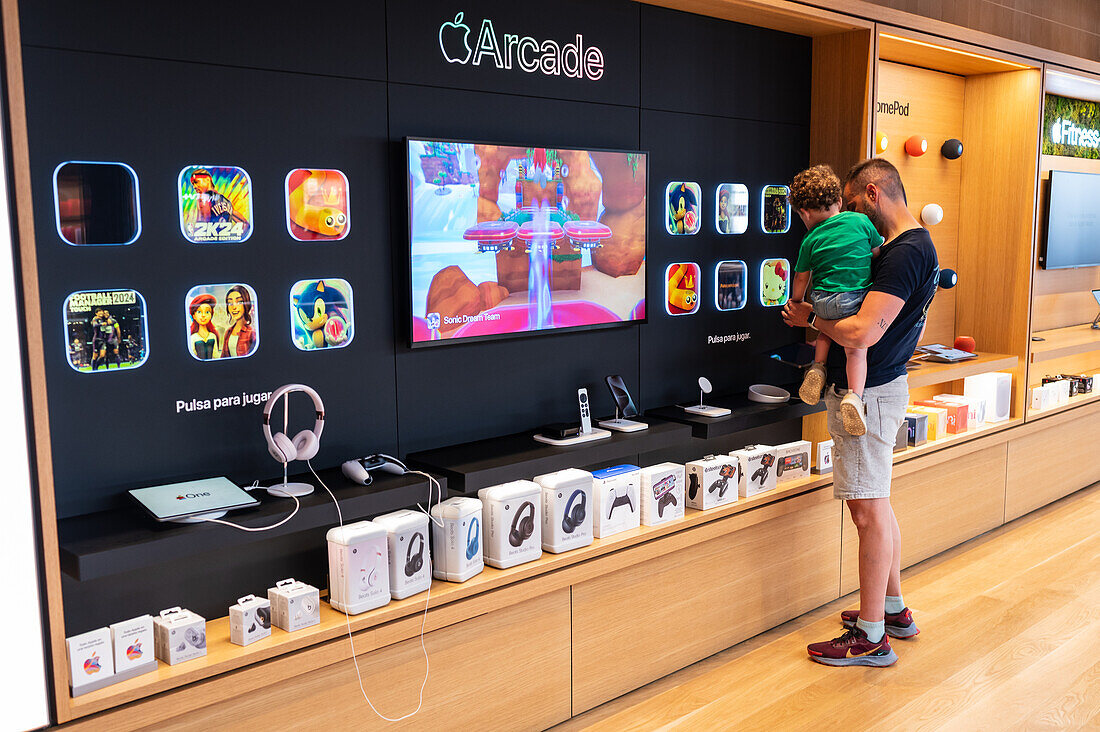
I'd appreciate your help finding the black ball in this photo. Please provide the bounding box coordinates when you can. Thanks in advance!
[941,139,963,159]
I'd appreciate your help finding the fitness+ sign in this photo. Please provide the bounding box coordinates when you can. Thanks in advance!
[438,12,605,81]
[1044,93,1100,159]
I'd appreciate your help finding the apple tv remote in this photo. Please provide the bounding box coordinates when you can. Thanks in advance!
[578,388,592,434]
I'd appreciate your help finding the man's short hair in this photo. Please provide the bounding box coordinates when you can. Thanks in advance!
[843,158,907,204]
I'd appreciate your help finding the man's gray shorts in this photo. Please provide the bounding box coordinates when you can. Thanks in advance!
[825,374,909,501]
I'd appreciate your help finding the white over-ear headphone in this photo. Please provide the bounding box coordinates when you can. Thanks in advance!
[262,384,325,464]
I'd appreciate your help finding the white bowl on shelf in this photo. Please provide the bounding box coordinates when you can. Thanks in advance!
[747,384,790,403]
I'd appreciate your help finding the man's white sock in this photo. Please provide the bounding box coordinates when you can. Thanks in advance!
[885,595,905,614]
[856,617,885,643]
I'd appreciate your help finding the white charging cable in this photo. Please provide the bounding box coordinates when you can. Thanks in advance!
[309,459,442,723]
[201,472,302,532]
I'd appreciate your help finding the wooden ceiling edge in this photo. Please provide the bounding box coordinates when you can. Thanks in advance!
[876,24,1040,72]
[634,0,872,36]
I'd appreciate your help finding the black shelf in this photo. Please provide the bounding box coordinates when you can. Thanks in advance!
[407,420,693,494]
[647,394,825,439]
[58,468,444,582]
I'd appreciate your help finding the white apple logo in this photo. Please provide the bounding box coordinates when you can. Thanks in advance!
[1052,118,1062,145]
[439,12,472,64]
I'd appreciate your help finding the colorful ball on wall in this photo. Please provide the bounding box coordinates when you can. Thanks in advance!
[875,131,889,154]
[904,135,928,156]
[921,203,944,226]
[941,138,964,159]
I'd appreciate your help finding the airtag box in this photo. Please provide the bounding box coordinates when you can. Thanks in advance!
[229,595,272,647]
[109,614,155,676]
[153,607,207,665]
[729,445,777,497]
[268,578,321,631]
[814,439,834,474]
[534,468,593,553]
[591,464,641,538]
[67,627,113,696]
[327,521,390,615]
[430,496,484,582]
[774,440,811,483]
[373,509,431,600]
[478,480,542,569]
[685,455,738,510]
[639,463,684,526]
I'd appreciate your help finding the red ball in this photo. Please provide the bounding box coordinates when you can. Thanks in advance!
[954,335,976,353]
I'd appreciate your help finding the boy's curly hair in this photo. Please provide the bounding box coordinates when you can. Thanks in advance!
[789,164,842,211]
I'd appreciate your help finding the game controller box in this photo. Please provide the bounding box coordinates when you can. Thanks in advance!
[685,455,738,510]
[67,626,114,695]
[534,468,594,553]
[153,607,206,665]
[814,440,834,474]
[591,464,641,538]
[729,445,777,498]
[904,413,929,446]
[229,595,271,647]
[478,480,542,569]
[267,578,321,631]
[774,440,811,483]
[639,463,684,526]
[373,509,431,600]
[326,521,391,615]
[109,614,155,676]
[429,496,484,583]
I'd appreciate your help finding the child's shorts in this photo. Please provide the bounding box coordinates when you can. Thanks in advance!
[809,288,868,320]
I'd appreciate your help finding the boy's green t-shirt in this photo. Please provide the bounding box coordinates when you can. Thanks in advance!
[794,210,882,292]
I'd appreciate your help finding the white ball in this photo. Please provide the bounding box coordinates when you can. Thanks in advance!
[921,203,944,226]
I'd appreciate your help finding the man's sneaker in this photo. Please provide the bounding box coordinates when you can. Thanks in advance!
[806,627,898,667]
[840,608,921,639]
[799,362,826,405]
[839,391,867,435]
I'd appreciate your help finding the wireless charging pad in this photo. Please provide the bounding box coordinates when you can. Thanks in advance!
[684,405,732,417]
[267,481,314,498]
[169,510,228,524]
[598,418,648,432]
[533,428,613,446]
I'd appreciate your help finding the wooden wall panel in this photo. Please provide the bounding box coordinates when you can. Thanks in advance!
[571,497,840,714]
[840,441,1007,593]
[67,589,573,732]
[810,29,873,175]
[1006,406,1100,520]
[875,61,964,347]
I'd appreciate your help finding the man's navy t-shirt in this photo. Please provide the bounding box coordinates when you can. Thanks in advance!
[826,226,939,389]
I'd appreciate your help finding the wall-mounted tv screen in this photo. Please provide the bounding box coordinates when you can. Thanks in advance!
[1042,170,1100,269]
[407,138,647,346]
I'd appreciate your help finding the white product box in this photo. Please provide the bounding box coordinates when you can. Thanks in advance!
[729,445,777,497]
[639,463,685,526]
[815,440,834,474]
[591,464,641,537]
[535,468,594,553]
[267,579,321,631]
[1057,379,1071,406]
[478,480,543,568]
[327,521,390,615]
[964,372,1011,422]
[934,394,986,425]
[430,496,484,582]
[774,440,811,483]
[373,509,431,600]
[1031,383,1058,411]
[109,615,155,675]
[229,595,271,646]
[153,607,206,665]
[685,455,738,510]
[67,627,113,695]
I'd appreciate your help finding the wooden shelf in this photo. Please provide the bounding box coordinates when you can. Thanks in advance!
[646,394,825,439]
[1030,324,1100,363]
[904,352,1018,388]
[1026,388,1100,422]
[893,417,1022,464]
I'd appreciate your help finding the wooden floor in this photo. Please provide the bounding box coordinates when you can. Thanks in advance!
[558,482,1100,731]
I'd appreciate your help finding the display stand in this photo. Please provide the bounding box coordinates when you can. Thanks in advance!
[533,427,612,446]
[71,660,157,698]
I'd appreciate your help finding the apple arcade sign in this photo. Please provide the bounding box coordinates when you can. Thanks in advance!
[1043,93,1100,159]
[439,12,605,81]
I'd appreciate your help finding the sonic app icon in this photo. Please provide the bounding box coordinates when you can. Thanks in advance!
[290,278,354,351]
[666,182,700,235]
[179,165,252,243]
[666,262,701,315]
[760,258,790,307]
[286,169,350,241]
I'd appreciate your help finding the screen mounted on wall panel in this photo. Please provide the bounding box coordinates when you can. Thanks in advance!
[407,139,647,346]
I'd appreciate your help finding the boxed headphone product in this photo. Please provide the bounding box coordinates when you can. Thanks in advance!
[591,464,641,537]
[373,509,431,600]
[904,412,928,446]
[729,445,777,498]
[478,480,542,568]
[326,521,391,615]
[109,614,155,677]
[685,455,738,510]
[67,627,114,695]
[535,468,594,553]
[267,578,321,631]
[774,440,811,483]
[153,607,207,665]
[814,440,833,474]
[963,371,1012,422]
[430,496,484,582]
[639,463,684,526]
[229,595,272,646]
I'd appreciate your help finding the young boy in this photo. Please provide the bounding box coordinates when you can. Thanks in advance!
[789,165,881,435]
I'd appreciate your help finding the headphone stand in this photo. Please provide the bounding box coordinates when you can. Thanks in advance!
[267,481,314,498]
